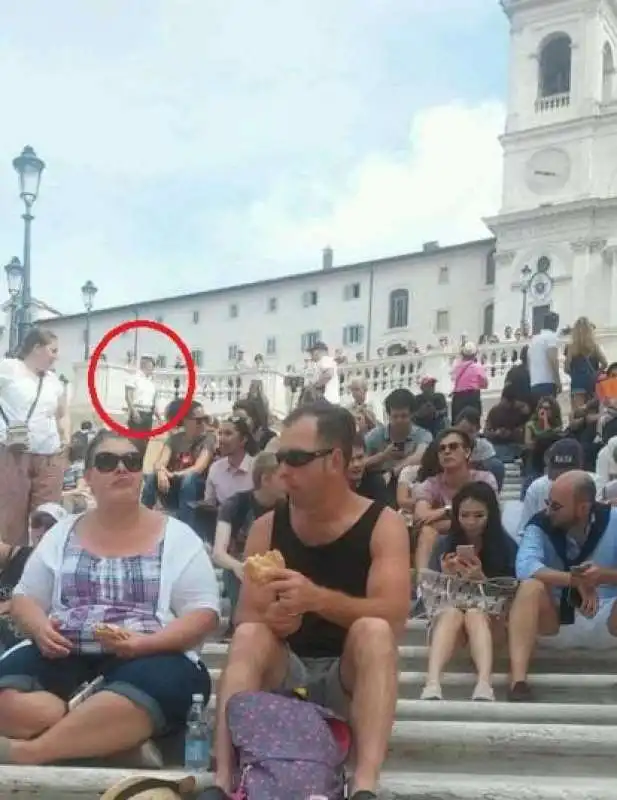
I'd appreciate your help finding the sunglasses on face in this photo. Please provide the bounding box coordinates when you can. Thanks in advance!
[545,499,564,512]
[276,448,334,468]
[93,451,144,473]
[438,441,462,454]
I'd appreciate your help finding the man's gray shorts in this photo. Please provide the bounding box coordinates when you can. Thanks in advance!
[280,652,350,718]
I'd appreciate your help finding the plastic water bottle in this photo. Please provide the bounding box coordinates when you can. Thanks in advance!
[184,693,211,770]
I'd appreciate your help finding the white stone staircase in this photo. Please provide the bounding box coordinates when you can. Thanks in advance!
[12,463,617,798]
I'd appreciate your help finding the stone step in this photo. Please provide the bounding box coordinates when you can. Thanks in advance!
[202,693,617,724]
[200,641,617,675]
[205,667,617,703]
[7,766,617,800]
[384,720,617,774]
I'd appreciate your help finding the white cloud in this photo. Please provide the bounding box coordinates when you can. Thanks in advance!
[210,102,505,271]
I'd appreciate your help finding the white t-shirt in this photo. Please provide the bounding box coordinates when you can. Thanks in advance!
[317,355,340,404]
[126,371,157,410]
[528,329,559,386]
[0,359,64,455]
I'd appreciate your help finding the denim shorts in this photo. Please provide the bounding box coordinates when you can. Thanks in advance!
[0,642,210,734]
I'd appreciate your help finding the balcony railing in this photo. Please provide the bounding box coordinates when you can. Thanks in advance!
[535,92,570,113]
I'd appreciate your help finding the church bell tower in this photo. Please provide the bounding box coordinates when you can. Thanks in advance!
[486,0,617,333]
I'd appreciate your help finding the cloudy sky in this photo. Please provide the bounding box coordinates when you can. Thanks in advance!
[0,0,507,314]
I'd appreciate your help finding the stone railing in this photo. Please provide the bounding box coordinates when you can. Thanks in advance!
[66,330,617,427]
[69,362,289,425]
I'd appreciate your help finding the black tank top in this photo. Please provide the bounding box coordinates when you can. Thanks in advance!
[270,500,385,659]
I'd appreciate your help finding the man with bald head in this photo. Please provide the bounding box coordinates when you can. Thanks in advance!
[509,470,617,701]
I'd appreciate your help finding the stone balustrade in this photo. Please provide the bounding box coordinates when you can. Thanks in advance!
[66,330,617,426]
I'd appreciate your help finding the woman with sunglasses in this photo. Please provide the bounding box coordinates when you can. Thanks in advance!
[421,481,517,701]
[0,430,220,767]
[414,429,498,571]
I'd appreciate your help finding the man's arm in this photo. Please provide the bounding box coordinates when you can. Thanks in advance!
[203,468,219,507]
[516,524,570,587]
[234,513,277,624]
[546,337,561,386]
[311,508,411,635]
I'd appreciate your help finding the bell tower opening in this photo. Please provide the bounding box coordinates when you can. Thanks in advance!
[538,34,572,100]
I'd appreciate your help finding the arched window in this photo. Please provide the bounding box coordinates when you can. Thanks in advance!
[485,249,496,285]
[483,303,494,338]
[537,255,551,273]
[603,42,614,102]
[539,34,572,98]
[388,289,409,329]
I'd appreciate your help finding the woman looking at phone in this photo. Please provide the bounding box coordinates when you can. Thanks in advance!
[420,481,518,702]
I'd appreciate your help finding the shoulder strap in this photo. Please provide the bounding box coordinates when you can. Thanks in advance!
[454,361,474,391]
[25,375,44,423]
[0,374,44,429]
[270,501,291,550]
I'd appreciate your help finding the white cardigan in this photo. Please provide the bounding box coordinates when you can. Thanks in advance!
[13,514,221,659]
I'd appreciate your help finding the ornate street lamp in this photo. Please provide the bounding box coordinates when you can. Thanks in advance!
[81,279,98,360]
[4,257,23,356]
[520,264,533,334]
[13,146,45,346]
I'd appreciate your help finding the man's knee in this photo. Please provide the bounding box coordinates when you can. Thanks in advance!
[229,622,282,662]
[345,618,396,662]
[514,578,546,602]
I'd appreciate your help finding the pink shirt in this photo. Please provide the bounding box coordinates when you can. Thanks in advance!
[415,470,498,507]
[451,359,487,392]
[204,454,254,506]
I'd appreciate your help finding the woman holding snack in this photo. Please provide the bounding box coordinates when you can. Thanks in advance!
[420,481,517,702]
[0,429,220,767]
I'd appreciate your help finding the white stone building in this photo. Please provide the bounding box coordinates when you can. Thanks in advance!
[40,0,617,379]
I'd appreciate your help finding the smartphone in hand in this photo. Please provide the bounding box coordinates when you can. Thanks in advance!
[456,544,475,560]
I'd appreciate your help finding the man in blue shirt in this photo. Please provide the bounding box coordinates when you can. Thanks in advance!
[364,389,432,505]
[509,470,617,702]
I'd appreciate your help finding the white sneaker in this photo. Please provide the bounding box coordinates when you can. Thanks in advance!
[420,681,443,700]
[471,681,495,702]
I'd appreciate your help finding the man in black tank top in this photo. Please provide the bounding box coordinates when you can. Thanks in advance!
[209,403,411,800]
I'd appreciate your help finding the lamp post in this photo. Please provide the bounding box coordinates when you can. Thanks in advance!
[81,280,98,360]
[4,257,24,356]
[520,264,532,334]
[12,146,45,347]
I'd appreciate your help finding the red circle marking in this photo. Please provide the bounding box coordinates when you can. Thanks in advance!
[87,319,196,439]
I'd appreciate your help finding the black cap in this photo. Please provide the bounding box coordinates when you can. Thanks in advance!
[546,438,584,479]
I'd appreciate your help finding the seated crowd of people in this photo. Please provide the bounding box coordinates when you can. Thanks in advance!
[2,328,617,798]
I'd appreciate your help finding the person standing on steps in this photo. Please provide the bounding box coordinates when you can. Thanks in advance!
[0,328,70,546]
[527,311,562,402]
[125,356,161,452]
[206,403,410,800]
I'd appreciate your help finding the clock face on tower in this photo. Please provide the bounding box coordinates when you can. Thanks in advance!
[525,148,571,195]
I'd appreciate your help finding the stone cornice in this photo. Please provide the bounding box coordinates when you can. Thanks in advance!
[485,197,617,240]
[570,237,608,254]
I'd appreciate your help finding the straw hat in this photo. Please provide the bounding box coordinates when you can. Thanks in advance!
[100,775,200,800]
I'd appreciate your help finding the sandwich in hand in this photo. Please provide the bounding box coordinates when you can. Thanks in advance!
[93,623,130,642]
[244,549,285,585]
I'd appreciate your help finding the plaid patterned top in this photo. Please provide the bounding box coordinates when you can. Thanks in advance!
[54,528,163,654]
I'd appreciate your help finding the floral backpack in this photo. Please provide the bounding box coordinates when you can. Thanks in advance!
[226,691,352,800]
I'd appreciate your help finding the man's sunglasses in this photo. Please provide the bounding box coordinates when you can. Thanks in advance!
[276,448,334,468]
[438,441,462,454]
[93,451,144,473]
[545,498,564,512]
